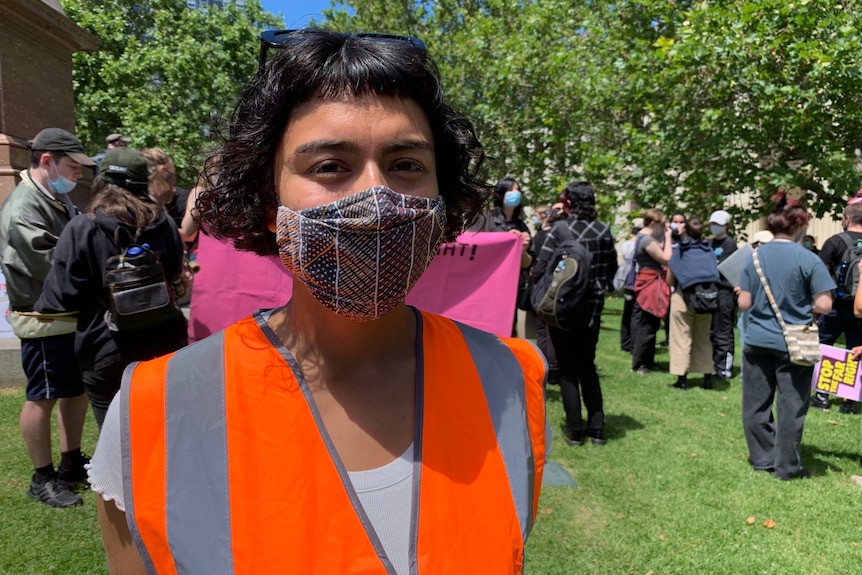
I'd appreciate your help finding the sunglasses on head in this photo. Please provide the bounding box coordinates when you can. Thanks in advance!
[258,29,427,71]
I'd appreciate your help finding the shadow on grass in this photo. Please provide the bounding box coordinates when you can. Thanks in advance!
[605,413,645,440]
[801,443,862,475]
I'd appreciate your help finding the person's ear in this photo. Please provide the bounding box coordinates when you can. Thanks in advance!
[39,152,53,169]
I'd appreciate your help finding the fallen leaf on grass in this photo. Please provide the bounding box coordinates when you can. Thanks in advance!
[690,452,697,457]
[540,508,553,515]
[746,516,756,525]
[618,513,626,519]
[828,419,840,425]
[719,412,726,417]
[658,535,665,541]
[852,475,862,487]
[763,518,775,529]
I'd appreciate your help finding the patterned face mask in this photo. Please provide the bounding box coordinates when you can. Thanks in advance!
[276,186,447,321]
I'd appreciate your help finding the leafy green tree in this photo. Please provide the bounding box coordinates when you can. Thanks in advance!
[61,0,280,186]
[323,0,862,224]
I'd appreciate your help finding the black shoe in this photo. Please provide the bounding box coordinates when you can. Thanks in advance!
[703,374,713,390]
[839,401,856,414]
[57,452,91,487]
[561,426,585,447]
[634,366,651,376]
[587,430,606,446]
[775,468,811,481]
[27,474,82,508]
[810,393,830,410]
[672,375,687,390]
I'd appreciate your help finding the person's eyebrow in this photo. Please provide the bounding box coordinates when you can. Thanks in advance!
[292,140,359,155]
[292,138,434,156]
[382,139,435,154]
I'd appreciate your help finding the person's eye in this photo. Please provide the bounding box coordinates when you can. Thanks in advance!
[309,161,348,174]
[392,159,425,172]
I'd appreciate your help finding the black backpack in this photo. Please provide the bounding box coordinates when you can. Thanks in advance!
[530,222,592,330]
[104,228,183,332]
[680,282,719,314]
[833,233,862,300]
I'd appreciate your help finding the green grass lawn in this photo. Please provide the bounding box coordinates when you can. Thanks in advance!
[1,296,861,574]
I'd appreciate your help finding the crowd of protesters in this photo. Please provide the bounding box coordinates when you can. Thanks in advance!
[3,33,862,575]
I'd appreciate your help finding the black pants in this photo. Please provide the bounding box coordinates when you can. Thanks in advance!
[742,344,812,478]
[631,302,661,370]
[620,296,635,352]
[81,353,126,430]
[535,316,558,377]
[549,304,604,433]
[711,287,736,377]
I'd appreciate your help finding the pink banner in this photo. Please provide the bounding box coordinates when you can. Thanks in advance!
[188,231,521,341]
[811,344,862,402]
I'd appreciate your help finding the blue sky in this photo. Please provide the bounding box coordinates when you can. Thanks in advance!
[259,0,338,27]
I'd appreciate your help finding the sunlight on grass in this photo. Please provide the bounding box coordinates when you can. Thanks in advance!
[0,297,860,573]
[525,296,862,575]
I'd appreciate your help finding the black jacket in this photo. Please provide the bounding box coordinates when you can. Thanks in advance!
[36,210,187,370]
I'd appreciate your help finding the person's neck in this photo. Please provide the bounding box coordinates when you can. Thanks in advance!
[502,205,516,220]
[772,233,796,241]
[27,168,57,199]
[269,284,417,386]
[846,225,862,233]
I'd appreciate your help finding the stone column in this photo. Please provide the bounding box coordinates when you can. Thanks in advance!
[0,0,98,380]
[0,0,99,205]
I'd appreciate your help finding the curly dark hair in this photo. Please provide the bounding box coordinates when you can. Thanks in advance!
[198,29,491,255]
[561,181,597,222]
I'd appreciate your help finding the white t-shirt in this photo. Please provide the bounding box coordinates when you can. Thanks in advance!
[89,397,414,575]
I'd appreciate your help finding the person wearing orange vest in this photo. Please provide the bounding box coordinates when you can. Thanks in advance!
[88,29,547,574]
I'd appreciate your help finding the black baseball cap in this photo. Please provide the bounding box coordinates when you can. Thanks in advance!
[100,148,150,195]
[30,128,96,167]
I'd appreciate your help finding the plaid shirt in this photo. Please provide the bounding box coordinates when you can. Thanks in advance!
[533,215,618,325]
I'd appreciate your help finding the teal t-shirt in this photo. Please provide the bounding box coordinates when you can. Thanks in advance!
[740,240,835,352]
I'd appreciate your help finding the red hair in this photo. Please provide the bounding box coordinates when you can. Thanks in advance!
[766,190,809,235]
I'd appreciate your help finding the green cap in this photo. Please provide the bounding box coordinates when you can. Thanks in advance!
[100,148,149,195]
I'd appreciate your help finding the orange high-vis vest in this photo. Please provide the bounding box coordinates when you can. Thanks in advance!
[121,310,547,574]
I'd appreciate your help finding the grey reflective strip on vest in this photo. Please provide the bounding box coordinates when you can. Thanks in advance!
[164,333,234,573]
[456,322,535,542]
[123,332,235,574]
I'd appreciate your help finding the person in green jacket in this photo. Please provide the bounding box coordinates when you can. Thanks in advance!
[0,128,94,507]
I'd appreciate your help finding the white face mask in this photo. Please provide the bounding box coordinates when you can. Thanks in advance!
[710,224,726,236]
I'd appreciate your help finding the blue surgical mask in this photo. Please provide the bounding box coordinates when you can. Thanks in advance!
[503,190,522,208]
[47,160,76,195]
[670,222,680,232]
[531,215,540,225]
